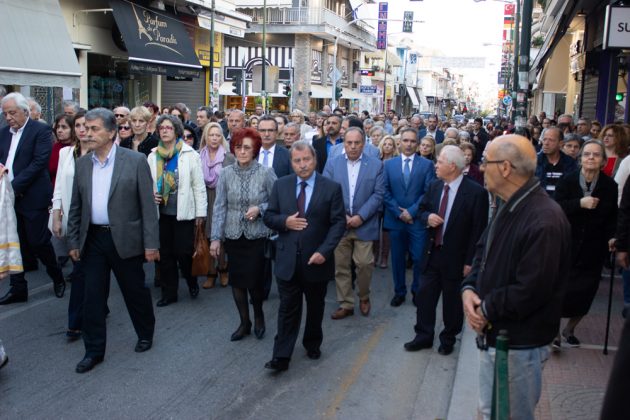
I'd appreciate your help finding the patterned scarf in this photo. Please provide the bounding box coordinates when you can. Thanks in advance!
[156,139,183,205]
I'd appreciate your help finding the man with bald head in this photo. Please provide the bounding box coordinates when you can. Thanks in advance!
[461,135,571,420]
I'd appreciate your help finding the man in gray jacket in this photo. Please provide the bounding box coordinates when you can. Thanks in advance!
[67,108,159,373]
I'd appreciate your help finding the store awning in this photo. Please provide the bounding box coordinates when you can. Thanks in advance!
[406,85,420,107]
[218,81,286,97]
[415,88,429,108]
[341,88,361,100]
[198,13,251,39]
[529,0,574,81]
[0,0,81,88]
[309,84,332,99]
[110,0,202,78]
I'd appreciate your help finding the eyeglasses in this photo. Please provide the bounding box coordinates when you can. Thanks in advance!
[480,157,517,169]
[258,129,276,133]
[582,151,602,158]
[184,133,194,139]
[158,125,174,131]
[114,114,127,118]
[118,126,131,131]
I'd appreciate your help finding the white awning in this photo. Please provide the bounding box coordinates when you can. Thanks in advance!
[218,81,286,97]
[309,84,332,99]
[341,88,361,100]
[406,85,420,107]
[0,0,81,87]
[415,88,429,108]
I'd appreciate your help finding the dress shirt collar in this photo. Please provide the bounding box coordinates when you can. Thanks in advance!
[9,117,29,135]
[297,171,316,188]
[91,143,117,168]
[445,173,464,193]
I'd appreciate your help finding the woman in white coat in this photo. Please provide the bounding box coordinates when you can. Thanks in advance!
[51,111,90,340]
[148,114,207,307]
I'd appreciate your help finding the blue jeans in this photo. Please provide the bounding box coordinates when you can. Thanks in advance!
[478,345,550,420]
[388,227,425,297]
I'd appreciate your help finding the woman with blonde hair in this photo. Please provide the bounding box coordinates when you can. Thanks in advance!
[417,136,436,161]
[289,109,310,140]
[199,123,235,289]
[120,106,158,156]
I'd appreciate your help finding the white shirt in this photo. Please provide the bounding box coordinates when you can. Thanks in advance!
[400,152,416,173]
[5,118,29,182]
[440,174,464,233]
[258,144,276,168]
[346,154,363,214]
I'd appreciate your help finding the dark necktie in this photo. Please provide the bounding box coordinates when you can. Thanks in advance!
[403,158,411,186]
[297,181,307,217]
[435,184,450,246]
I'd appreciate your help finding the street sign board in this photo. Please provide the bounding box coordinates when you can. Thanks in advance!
[377,2,388,50]
[329,67,342,83]
[502,95,512,105]
[360,85,378,94]
[403,11,414,33]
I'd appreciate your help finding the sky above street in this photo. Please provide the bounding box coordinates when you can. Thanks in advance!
[353,0,508,105]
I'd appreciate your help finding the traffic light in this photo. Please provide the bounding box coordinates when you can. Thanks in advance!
[616,92,625,102]
[284,83,291,97]
[232,73,242,96]
[335,86,343,100]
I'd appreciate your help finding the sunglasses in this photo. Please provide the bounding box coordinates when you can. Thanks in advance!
[118,126,131,131]
[184,134,194,139]
[114,114,127,118]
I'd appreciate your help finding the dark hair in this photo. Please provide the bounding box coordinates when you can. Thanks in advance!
[72,110,87,159]
[85,108,117,133]
[53,114,74,142]
[214,110,225,119]
[273,114,288,126]
[326,114,343,124]
[230,128,262,158]
[143,101,159,115]
[170,104,187,123]
[399,127,419,138]
[183,123,199,149]
[346,117,364,129]
[258,115,278,130]
[156,114,185,141]
[197,106,212,119]
[474,117,483,125]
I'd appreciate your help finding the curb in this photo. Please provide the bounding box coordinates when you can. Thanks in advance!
[446,323,479,419]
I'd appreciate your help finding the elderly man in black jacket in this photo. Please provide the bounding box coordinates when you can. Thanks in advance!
[462,135,571,420]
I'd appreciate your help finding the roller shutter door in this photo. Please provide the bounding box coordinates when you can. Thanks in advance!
[161,75,206,111]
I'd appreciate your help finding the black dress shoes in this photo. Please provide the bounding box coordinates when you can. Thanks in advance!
[438,344,454,356]
[189,284,199,299]
[404,338,433,352]
[0,291,28,305]
[307,349,321,360]
[156,297,177,307]
[390,295,405,307]
[254,325,266,339]
[230,321,252,341]
[75,356,104,373]
[53,280,66,298]
[134,339,153,353]
[265,358,289,372]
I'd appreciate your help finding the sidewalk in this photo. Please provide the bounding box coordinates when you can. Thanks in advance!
[447,269,625,420]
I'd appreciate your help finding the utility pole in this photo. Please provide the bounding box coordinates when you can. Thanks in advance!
[209,0,215,108]
[261,0,267,113]
[515,0,533,127]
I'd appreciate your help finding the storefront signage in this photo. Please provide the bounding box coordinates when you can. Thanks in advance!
[360,85,378,94]
[110,0,201,77]
[604,6,630,49]
[377,3,388,50]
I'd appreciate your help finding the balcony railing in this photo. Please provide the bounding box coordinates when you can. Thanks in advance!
[239,7,376,44]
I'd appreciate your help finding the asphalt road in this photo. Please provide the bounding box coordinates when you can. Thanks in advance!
[0,263,458,419]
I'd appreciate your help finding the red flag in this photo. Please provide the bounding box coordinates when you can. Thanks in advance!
[504,4,515,15]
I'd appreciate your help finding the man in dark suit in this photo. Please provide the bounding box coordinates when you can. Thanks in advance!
[323,127,384,318]
[418,115,445,144]
[383,127,435,307]
[312,114,343,173]
[404,145,488,355]
[262,141,346,372]
[469,117,489,165]
[0,92,65,304]
[67,108,159,373]
[257,116,292,177]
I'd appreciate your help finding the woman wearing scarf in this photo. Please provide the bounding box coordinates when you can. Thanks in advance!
[148,115,207,307]
[554,140,617,350]
[199,122,234,289]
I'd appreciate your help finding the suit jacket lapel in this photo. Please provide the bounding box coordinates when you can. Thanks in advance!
[307,173,323,216]
[13,120,32,157]
[353,158,368,196]
[85,155,94,212]
[338,158,350,212]
[444,179,468,237]
[108,146,125,199]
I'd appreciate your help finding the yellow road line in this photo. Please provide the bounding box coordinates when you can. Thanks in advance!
[323,323,387,419]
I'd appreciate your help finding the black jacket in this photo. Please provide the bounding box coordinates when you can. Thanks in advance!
[462,178,571,348]
[120,133,158,157]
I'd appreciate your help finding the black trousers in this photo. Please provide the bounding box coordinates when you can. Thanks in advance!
[81,226,155,358]
[413,247,464,347]
[10,209,62,293]
[273,255,328,359]
[158,215,195,300]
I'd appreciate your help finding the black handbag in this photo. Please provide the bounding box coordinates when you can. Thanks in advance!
[264,234,278,260]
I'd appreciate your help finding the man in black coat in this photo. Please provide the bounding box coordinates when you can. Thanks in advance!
[312,114,343,173]
[262,141,346,372]
[404,146,488,355]
[0,93,65,304]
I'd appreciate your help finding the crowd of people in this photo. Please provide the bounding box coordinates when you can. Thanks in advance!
[2,84,630,418]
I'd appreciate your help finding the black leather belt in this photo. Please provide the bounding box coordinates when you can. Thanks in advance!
[90,224,111,231]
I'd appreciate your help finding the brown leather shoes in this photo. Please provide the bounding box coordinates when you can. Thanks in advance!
[331,307,354,320]
[218,269,229,287]
[359,299,371,316]
[202,274,216,289]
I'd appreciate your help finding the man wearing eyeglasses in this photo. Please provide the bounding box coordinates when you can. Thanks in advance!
[535,126,577,198]
[462,134,570,420]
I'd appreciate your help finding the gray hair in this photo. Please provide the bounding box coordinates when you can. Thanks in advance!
[579,139,607,169]
[542,126,564,142]
[363,118,374,126]
[284,122,300,132]
[495,140,537,178]
[0,85,6,98]
[27,97,41,113]
[290,140,317,161]
[439,145,466,170]
[62,100,80,113]
[1,92,30,114]
[345,127,366,143]
[156,114,184,140]
[369,126,384,136]
[445,127,459,138]
[85,108,117,134]
[458,131,471,141]
[228,109,245,120]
